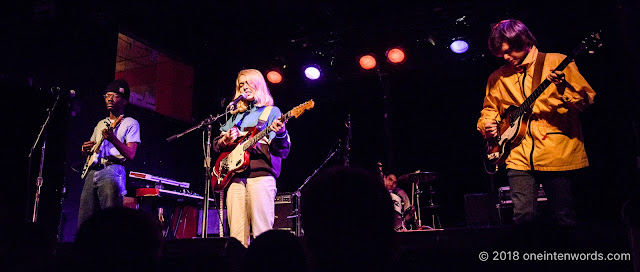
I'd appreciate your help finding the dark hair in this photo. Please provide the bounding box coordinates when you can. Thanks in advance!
[488,19,537,57]
[383,170,397,177]
[246,230,308,272]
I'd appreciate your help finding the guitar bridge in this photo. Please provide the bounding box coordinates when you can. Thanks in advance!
[487,152,500,160]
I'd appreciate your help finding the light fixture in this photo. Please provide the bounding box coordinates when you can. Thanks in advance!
[450,39,469,54]
[386,47,406,64]
[359,55,377,70]
[304,66,321,80]
[266,70,283,84]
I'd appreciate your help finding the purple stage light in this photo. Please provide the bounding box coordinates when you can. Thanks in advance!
[450,40,469,54]
[304,66,321,80]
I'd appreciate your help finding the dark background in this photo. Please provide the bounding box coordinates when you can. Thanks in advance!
[2,0,638,241]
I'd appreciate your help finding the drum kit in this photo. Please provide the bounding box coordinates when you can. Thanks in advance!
[396,170,441,230]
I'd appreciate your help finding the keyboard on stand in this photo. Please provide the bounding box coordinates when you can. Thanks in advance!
[129,171,214,239]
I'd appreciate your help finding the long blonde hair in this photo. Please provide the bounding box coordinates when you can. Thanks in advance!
[231,69,274,113]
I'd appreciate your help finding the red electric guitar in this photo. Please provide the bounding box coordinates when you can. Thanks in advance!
[212,100,315,192]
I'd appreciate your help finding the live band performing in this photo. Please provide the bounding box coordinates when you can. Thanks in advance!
[4,1,640,272]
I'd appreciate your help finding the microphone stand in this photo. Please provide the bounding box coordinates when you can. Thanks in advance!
[166,108,232,238]
[28,92,62,223]
[344,114,351,167]
[292,140,341,236]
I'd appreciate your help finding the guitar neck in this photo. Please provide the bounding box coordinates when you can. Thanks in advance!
[522,56,574,108]
[90,116,123,154]
[241,112,292,151]
[510,54,575,121]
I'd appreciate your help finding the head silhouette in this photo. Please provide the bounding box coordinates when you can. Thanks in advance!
[301,166,395,272]
[245,229,308,272]
[74,208,163,272]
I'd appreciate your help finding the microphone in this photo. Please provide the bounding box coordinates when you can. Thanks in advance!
[227,93,248,109]
[49,87,79,117]
[49,87,76,99]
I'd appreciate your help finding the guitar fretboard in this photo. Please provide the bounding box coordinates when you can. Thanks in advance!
[508,42,588,125]
[509,56,573,123]
[505,30,602,123]
[241,111,292,151]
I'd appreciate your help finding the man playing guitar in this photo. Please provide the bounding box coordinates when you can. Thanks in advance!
[477,19,596,225]
[78,79,140,228]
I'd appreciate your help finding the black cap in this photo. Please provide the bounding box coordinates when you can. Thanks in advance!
[105,79,130,100]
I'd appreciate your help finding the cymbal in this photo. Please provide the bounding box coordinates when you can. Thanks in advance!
[397,171,437,183]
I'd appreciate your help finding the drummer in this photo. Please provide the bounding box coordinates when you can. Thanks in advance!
[383,172,414,231]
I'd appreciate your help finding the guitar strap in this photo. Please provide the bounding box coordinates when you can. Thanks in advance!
[234,106,272,131]
[256,106,273,147]
[257,106,273,129]
[532,52,546,91]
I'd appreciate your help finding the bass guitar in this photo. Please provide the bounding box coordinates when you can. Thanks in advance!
[485,31,601,171]
[212,100,315,192]
[80,115,124,179]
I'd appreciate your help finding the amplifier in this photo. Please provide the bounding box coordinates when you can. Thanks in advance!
[496,185,549,224]
[497,184,547,205]
[274,192,295,232]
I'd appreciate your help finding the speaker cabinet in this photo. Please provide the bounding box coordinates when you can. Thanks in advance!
[464,193,491,227]
[274,192,294,233]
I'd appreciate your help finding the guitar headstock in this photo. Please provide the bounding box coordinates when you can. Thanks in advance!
[289,100,315,119]
[107,115,124,130]
[571,31,603,57]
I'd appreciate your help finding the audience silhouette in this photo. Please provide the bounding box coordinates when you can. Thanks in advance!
[245,229,308,272]
[73,207,163,272]
[301,166,395,272]
[3,222,56,272]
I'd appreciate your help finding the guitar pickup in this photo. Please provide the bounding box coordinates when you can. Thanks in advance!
[487,152,499,160]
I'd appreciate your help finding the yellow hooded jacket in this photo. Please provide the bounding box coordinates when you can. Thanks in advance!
[477,46,596,171]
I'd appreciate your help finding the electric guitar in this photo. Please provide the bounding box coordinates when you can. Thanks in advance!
[212,100,315,192]
[485,31,602,171]
[80,115,124,179]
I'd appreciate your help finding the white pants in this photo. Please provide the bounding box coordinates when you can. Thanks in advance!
[227,175,277,247]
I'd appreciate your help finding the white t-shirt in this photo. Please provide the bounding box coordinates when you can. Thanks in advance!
[89,116,141,162]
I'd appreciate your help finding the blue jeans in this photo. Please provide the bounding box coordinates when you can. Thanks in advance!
[507,169,577,226]
[78,164,127,228]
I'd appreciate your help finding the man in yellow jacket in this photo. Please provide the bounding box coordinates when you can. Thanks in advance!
[477,19,596,225]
